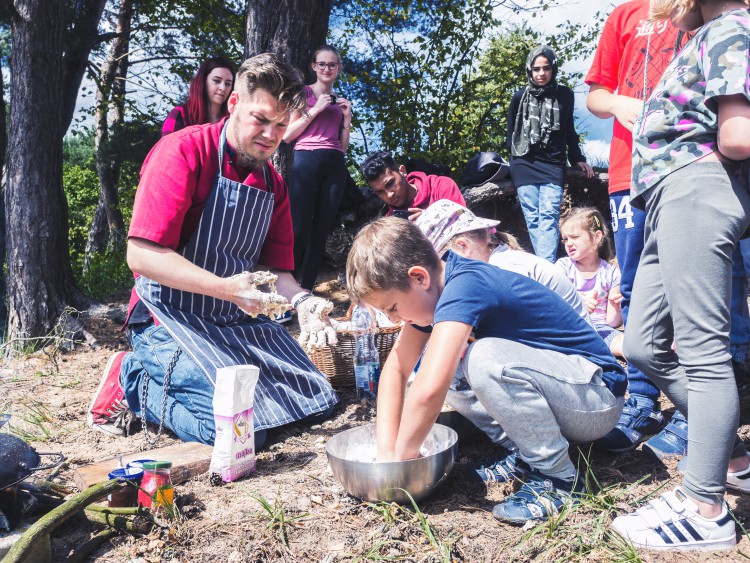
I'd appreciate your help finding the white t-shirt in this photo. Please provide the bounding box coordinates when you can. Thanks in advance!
[555,257,621,326]
[489,245,592,325]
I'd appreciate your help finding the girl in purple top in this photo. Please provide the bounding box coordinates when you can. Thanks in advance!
[284,45,353,290]
[161,57,236,137]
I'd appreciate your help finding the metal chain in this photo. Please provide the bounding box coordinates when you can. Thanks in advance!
[638,17,653,134]
[140,347,182,448]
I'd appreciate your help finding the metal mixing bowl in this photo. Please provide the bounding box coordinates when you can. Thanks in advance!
[326,423,458,503]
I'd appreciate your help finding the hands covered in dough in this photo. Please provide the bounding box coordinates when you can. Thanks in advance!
[297,295,338,350]
[225,271,292,318]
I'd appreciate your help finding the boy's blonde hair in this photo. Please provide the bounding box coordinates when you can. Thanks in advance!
[651,0,750,21]
[559,207,616,263]
[346,217,442,303]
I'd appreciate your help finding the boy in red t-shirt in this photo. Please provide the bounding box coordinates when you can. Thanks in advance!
[360,150,466,220]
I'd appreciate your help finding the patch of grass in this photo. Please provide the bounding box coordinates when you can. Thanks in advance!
[251,494,309,547]
[510,451,655,561]
[6,401,54,442]
[367,500,400,527]
[359,494,460,561]
[60,377,83,389]
[354,540,411,561]
[0,306,82,367]
[402,490,459,562]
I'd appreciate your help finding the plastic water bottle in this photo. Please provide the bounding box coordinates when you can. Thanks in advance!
[352,306,380,400]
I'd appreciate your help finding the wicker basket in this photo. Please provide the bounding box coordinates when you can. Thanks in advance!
[307,304,402,388]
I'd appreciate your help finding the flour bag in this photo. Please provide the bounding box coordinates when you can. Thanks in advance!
[209,365,260,482]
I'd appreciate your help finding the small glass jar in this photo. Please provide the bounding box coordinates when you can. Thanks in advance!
[137,461,174,512]
[107,467,143,507]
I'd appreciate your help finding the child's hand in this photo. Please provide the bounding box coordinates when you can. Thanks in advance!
[581,289,598,313]
[608,286,623,311]
[612,96,643,131]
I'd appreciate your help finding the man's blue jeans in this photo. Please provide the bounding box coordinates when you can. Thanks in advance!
[120,322,334,448]
[516,182,563,263]
[121,322,217,445]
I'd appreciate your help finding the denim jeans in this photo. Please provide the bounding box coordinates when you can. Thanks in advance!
[121,322,217,445]
[516,182,563,263]
[459,338,623,479]
[609,192,660,401]
[120,322,335,449]
[741,239,750,278]
[730,244,750,360]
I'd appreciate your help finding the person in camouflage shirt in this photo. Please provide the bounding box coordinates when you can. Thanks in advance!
[612,2,750,552]
[631,7,750,204]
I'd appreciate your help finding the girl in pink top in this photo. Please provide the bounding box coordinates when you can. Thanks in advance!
[556,207,623,356]
[161,57,236,136]
[283,45,353,290]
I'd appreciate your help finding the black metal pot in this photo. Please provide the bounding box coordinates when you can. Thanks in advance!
[0,434,65,491]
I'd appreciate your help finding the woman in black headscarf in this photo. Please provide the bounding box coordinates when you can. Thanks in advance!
[507,45,593,263]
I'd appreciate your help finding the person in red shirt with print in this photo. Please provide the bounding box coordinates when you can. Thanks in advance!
[87,54,339,451]
[360,150,466,220]
[585,0,686,457]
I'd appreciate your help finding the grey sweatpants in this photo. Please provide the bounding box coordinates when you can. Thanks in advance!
[454,338,623,479]
[624,161,750,505]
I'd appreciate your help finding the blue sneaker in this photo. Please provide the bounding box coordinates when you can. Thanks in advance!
[464,447,530,483]
[273,310,293,324]
[492,470,585,525]
[642,410,688,460]
[593,394,665,453]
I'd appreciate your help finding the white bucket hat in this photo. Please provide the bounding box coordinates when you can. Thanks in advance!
[415,199,500,254]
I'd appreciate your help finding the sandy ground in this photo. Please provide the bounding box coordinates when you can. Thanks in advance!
[4,279,750,562]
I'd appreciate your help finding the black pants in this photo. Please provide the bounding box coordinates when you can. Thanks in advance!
[289,149,347,290]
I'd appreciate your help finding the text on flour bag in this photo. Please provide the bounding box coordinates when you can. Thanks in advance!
[209,365,260,483]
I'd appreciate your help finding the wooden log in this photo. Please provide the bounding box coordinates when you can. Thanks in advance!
[72,441,213,490]
[82,509,151,534]
[2,479,121,563]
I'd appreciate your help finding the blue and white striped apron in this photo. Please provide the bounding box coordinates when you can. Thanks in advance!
[135,124,338,430]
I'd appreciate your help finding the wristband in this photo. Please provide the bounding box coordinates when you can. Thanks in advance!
[292,292,313,310]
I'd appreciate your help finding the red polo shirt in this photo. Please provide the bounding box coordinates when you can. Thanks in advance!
[126,118,294,321]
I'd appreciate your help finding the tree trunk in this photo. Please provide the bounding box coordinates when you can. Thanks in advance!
[6,0,71,341]
[0,65,7,328]
[245,0,333,179]
[61,0,107,134]
[85,0,132,266]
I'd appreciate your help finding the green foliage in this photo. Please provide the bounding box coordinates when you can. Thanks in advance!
[63,129,96,168]
[78,247,133,300]
[333,0,605,176]
[62,132,138,299]
[251,494,309,547]
[63,162,100,265]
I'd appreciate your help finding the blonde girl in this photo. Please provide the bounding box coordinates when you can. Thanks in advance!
[556,207,623,355]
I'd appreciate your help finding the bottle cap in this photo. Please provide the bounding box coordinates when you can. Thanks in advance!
[127,459,156,469]
[108,467,144,481]
[142,461,173,470]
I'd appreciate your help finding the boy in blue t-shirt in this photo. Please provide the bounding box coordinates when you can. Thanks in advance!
[346,217,626,525]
